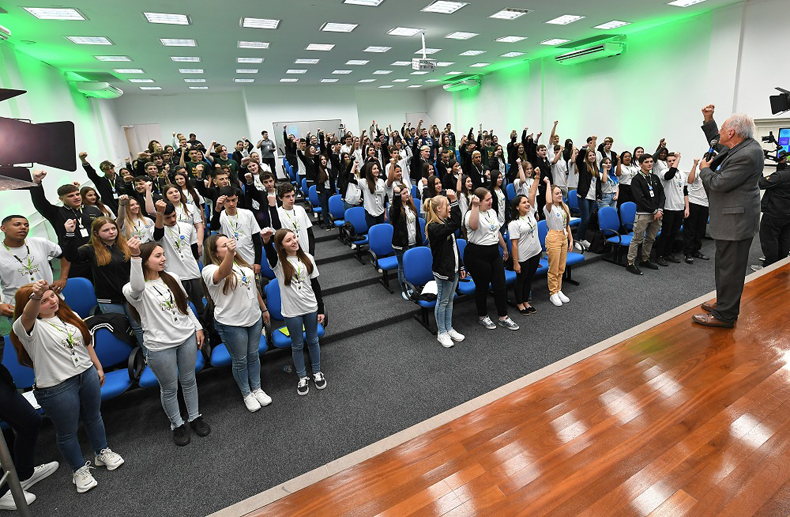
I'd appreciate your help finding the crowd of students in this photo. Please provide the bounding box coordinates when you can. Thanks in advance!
[0,121,710,508]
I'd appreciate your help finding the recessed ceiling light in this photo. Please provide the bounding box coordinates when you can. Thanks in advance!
[365,46,391,53]
[344,0,384,5]
[546,15,585,25]
[490,8,532,20]
[415,48,441,55]
[94,55,130,61]
[236,69,259,73]
[321,22,358,32]
[446,71,464,75]
[346,60,369,65]
[184,79,206,83]
[129,79,154,83]
[594,20,631,30]
[333,70,353,74]
[411,71,429,75]
[426,79,440,82]
[178,69,203,74]
[469,62,489,67]
[24,8,85,20]
[241,18,280,29]
[234,78,254,83]
[144,12,190,25]
[160,38,196,47]
[287,69,308,74]
[393,79,409,82]
[114,68,144,74]
[392,61,411,66]
[541,38,570,45]
[501,51,525,58]
[295,58,320,64]
[459,50,485,56]
[189,86,209,90]
[379,85,393,89]
[359,79,376,83]
[238,57,264,63]
[408,85,423,88]
[436,61,454,67]
[496,36,526,43]
[306,43,335,51]
[171,56,201,62]
[668,0,707,6]
[67,36,112,45]
[280,78,299,83]
[139,87,162,90]
[421,1,468,14]
[388,27,422,37]
[373,70,392,75]
[321,79,339,83]
[238,41,270,49]
[445,32,478,40]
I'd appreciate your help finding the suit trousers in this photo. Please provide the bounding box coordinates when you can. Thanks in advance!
[656,209,683,258]
[712,237,753,324]
[683,202,709,256]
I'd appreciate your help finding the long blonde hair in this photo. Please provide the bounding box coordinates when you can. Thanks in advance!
[86,217,131,266]
[552,186,572,225]
[274,229,314,286]
[121,198,148,239]
[424,195,449,243]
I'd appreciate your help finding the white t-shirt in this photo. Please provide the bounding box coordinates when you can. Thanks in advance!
[0,238,60,305]
[218,209,261,265]
[123,273,201,352]
[661,169,687,211]
[202,264,261,327]
[155,222,200,280]
[508,205,541,261]
[619,164,639,186]
[601,170,617,194]
[566,162,579,189]
[175,202,202,227]
[586,176,598,201]
[125,216,155,243]
[181,188,204,207]
[345,180,362,205]
[361,178,387,217]
[687,171,709,207]
[273,254,320,318]
[405,207,417,246]
[13,315,92,388]
[544,205,569,234]
[513,178,534,198]
[552,159,568,188]
[464,209,500,246]
[278,205,313,252]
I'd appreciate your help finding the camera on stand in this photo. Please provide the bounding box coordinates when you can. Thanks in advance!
[761,131,788,165]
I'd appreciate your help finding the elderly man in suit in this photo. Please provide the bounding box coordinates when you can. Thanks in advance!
[693,104,763,328]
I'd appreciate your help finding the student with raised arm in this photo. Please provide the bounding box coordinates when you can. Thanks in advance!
[425,191,466,348]
[389,183,423,300]
[146,184,204,255]
[543,177,573,307]
[201,235,271,412]
[10,280,124,494]
[464,189,519,331]
[79,152,123,215]
[262,228,326,395]
[123,239,210,446]
[277,183,315,256]
[508,167,542,314]
[116,195,154,243]
[349,161,387,227]
[80,186,115,219]
[210,187,263,273]
[456,173,474,217]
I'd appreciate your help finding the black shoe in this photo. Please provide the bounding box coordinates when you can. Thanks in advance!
[665,254,681,263]
[685,255,694,264]
[189,417,211,437]
[173,424,191,446]
[626,263,643,275]
[692,251,709,260]
[655,256,669,267]
[640,260,659,270]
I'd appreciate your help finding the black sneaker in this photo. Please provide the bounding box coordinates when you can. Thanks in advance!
[693,251,710,260]
[173,424,190,446]
[297,376,310,396]
[313,371,327,390]
[685,255,694,264]
[666,254,681,263]
[655,256,669,267]
[626,263,643,275]
[640,260,659,270]
[189,417,211,437]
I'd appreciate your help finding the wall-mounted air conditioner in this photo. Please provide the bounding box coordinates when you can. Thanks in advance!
[0,25,11,41]
[76,82,123,99]
[555,40,626,65]
[443,77,480,92]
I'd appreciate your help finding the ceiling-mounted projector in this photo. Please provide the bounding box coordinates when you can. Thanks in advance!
[443,77,480,92]
[412,58,437,72]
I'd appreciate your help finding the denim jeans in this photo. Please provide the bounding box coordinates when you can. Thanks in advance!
[215,318,263,397]
[318,189,331,226]
[0,373,42,495]
[34,366,108,472]
[394,246,415,295]
[434,273,459,335]
[577,197,597,242]
[145,333,200,430]
[100,302,144,348]
[597,192,616,210]
[284,311,320,379]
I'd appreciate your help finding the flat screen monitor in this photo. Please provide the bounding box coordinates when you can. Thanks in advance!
[778,128,790,159]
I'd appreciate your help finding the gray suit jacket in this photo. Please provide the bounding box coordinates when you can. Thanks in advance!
[699,119,763,241]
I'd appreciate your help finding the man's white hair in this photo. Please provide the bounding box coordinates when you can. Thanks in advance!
[725,113,756,140]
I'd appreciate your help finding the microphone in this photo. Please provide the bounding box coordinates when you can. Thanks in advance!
[704,138,719,161]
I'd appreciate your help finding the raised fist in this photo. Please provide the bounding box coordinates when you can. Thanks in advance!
[216,195,228,207]
[64,219,77,233]
[155,200,167,213]
[32,170,47,183]
[79,152,88,160]
[446,189,457,202]
[119,194,129,205]
[127,237,141,256]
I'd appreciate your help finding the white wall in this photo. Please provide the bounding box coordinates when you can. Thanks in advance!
[355,89,428,136]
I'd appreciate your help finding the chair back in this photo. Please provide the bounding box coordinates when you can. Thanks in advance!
[93,328,135,369]
[368,224,394,257]
[506,183,517,201]
[567,190,579,212]
[308,185,320,206]
[345,206,369,235]
[619,201,637,231]
[1,337,35,389]
[62,277,97,318]
[598,206,620,235]
[411,184,418,200]
[264,280,283,321]
[537,220,548,251]
[418,218,428,245]
[329,194,345,220]
[413,197,421,216]
[301,178,308,195]
[456,238,467,260]
[403,247,434,286]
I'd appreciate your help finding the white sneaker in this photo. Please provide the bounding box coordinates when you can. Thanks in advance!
[243,393,262,412]
[550,294,563,307]
[557,291,570,303]
[0,489,36,510]
[20,461,59,490]
[72,462,97,494]
[582,239,591,248]
[447,329,465,342]
[94,448,124,471]
[574,242,585,252]
[437,333,454,348]
[252,389,272,407]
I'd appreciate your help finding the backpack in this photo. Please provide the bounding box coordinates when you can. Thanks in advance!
[339,221,364,246]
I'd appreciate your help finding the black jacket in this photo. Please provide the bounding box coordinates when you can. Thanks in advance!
[759,166,790,216]
[427,201,465,280]
[575,151,602,200]
[631,171,666,214]
[82,163,123,214]
[63,235,130,304]
[389,192,423,250]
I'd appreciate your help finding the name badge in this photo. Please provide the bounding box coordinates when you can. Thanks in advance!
[80,227,89,238]
[71,352,81,367]
[113,192,119,199]
[649,190,655,197]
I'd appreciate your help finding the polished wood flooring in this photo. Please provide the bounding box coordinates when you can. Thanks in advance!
[254,264,790,517]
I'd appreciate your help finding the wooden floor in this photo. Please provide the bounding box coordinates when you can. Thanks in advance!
[254,264,790,517]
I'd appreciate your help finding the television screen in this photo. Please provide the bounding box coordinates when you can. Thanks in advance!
[778,128,790,159]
